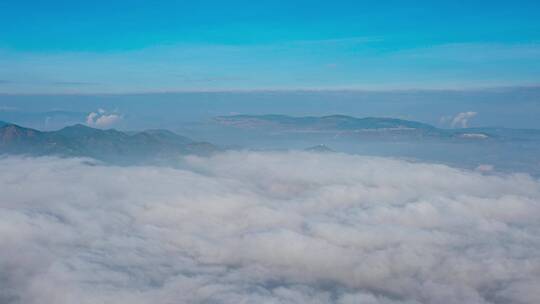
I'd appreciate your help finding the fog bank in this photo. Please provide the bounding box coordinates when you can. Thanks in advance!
[1,152,539,303]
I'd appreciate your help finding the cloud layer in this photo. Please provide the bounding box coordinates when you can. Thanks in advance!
[1,152,540,303]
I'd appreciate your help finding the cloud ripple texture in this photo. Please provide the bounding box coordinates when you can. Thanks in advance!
[1,151,539,304]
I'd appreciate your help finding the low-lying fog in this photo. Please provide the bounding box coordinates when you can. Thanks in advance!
[1,151,539,304]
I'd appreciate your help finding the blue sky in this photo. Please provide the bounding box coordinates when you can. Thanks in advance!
[1,0,540,93]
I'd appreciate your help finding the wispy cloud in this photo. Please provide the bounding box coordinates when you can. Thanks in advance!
[451,111,477,128]
[1,42,539,93]
[440,111,478,128]
[51,81,101,86]
[394,43,540,61]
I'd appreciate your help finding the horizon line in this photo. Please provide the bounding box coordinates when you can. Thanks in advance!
[1,83,540,96]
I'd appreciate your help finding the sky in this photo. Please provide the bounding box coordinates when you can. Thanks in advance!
[1,0,540,93]
[2,4,540,302]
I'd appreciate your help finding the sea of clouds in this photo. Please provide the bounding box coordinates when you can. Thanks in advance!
[1,151,539,304]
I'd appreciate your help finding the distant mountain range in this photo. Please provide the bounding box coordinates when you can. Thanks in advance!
[0,121,218,164]
[216,114,436,130]
[3,115,540,164]
[304,144,335,153]
[0,110,88,130]
[214,114,540,141]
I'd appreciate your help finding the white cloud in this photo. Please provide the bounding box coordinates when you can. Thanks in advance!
[451,111,477,128]
[86,109,122,128]
[0,152,539,303]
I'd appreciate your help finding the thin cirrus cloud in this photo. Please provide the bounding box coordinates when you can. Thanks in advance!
[1,151,539,303]
[1,42,540,93]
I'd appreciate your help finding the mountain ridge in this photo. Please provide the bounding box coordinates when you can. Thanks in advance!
[0,123,218,163]
[215,114,437,130]
[212,114,540,142]
[214,114,482,140]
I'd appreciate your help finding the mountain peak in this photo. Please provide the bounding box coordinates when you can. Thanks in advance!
[0,122,218,163]
[57,124,126,138]
[0,123,41,143]
[305,144,334,153]
[61,123,95,131]
[320,114,354,120]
